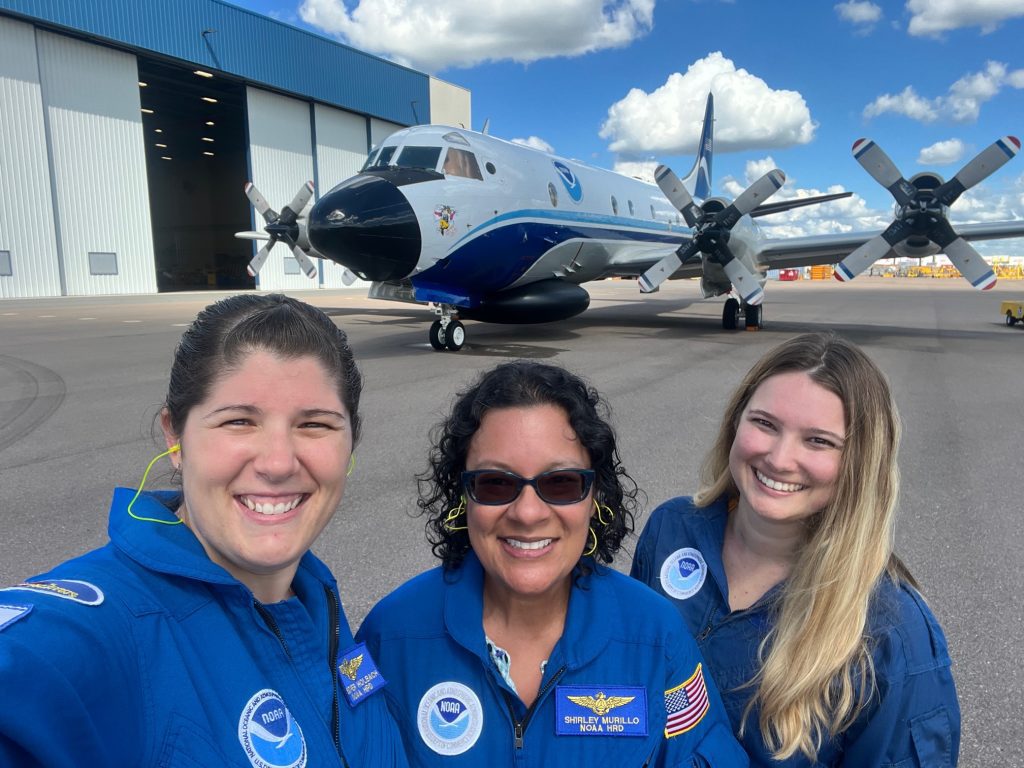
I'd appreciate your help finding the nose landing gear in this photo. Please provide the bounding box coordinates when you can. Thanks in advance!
[429,305,466,351]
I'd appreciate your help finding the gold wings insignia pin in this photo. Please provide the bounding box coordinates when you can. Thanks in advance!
[339,654,363,681]
[566,691,636,716]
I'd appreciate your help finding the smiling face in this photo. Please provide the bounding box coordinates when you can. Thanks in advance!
[161,349,353,602]
[465,404,593,608]
[729,371,846,530]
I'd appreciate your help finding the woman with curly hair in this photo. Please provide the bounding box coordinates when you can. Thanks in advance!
[358,360,748,767]
[631,332,960,767]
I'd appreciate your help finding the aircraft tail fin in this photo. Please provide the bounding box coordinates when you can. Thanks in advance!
[680,93,714,200]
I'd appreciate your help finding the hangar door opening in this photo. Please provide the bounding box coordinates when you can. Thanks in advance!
[138,59,252,291]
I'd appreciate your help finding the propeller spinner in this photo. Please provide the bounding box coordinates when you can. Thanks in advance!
[836,136,1020,290]
[639,165,785,306]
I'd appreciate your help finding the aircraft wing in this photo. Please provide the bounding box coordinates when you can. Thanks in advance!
[604,243,703,280]
[754,220,1024,270]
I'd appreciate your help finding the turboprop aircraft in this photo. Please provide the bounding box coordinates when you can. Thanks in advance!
[239,94,1024,351]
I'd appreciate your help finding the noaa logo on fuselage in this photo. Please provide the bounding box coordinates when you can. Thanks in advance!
[417,681,483,755]
[238,689,306,768]
[660,547,707,600]
[553,161,583,203]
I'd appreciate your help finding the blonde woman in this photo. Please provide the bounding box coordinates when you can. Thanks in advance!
[631,332,959,767]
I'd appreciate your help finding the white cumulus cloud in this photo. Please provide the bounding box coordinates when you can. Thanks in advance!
[599,52,816,156]
[835,1,882,26]
[612,160,659,184]
[298,0,654,72]
[511,136,556,154]
[907,0,1024,36]
[917,139,965,165]
[863,61,1024,122]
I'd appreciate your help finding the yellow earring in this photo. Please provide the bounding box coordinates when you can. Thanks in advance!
[347,454,356,476]
[594,500,614,526]
[583,526,598,557]
[443,496,468,532]
[127,445,184,525]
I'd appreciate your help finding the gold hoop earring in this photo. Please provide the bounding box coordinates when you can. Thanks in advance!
[594,500,614,526]
[443,496,468,532]
[347,454,356,477]
[583,526,598,557]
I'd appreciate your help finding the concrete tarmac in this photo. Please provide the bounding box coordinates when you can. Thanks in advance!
[2,277,1022,765]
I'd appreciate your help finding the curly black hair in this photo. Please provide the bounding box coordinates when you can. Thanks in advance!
[419,360,640,570]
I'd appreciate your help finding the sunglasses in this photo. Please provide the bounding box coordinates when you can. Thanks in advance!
[461,469,596,506]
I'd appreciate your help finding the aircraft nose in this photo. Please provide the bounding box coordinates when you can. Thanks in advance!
[308,174,421,281]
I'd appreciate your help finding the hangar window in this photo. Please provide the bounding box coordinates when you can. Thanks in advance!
[89,252,118,276]
[0,250,11,276]
[548,182,558,207]
[395,145,442,171]
[368,146,397,168]
[611,196,619,216]
[443,148,483,180]
[283,257,302,275]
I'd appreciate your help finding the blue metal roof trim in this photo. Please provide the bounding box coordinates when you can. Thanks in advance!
[0,0,427,125]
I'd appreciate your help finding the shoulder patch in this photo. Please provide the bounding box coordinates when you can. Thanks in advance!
[2,579,104,606]
[337,642,387,706]
[0,603,33,632]
[664,663,710,738]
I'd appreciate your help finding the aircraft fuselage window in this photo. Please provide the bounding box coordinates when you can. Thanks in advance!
[628,200,635,216]
[485,162,496,175]
[369,146,397,168]
[548,182,558,207]
[611,196,619,216]
[395,145,442,171]
[651,204,656,219]
[443,148,483,180]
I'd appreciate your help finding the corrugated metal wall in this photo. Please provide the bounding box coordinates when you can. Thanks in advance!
[314,103,370,290]
[370,117,404,149]
[37,29,156,295]
[0,16,61,298]
[246,85,317,292]
[0,0,429,127]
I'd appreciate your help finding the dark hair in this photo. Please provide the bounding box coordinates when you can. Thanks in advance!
[420,360,639,570]
[164,294,363,443]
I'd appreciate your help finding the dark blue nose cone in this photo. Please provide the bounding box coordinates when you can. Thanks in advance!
[308,174,421,282]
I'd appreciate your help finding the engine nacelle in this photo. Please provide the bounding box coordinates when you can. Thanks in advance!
[461,280,590,324]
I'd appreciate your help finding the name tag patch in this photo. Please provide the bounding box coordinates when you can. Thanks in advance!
[337,643,387,706]
[2,579,104,606]
[555,685,647,736]
[0,604,32,632]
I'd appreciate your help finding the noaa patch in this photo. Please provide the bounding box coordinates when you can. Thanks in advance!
[555,685,647,737]
[553,161,583,203]
[237,689,306,768]
[3,579,104,606]
[337,642,387,706]
[660,548,707,600]
[417,681,483,756]
[0,604,32,632]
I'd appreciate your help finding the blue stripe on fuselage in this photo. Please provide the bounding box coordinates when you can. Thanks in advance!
[412,210,685,300]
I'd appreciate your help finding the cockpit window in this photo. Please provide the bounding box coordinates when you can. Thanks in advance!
[367,145,397,169]
[443,148,483,180]
[395,145,442,171]
[360,147,381,171]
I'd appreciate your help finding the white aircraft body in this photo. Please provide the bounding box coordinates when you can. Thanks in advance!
[240,94,1024,350]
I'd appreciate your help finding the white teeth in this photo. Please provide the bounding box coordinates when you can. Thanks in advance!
[241,496,303,515]
[755,470,805,493]
[505,538,552,551]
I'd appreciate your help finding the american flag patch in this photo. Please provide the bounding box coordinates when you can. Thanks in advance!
[664,663,709,738]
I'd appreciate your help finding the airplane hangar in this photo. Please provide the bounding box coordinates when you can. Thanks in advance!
[0,0,470,298]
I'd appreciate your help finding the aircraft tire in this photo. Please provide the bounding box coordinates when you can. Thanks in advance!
[1006,312,1017,327]
[429,320,446,350]
[446,320,466,351]
[722,298,740,330]
[745,304,763,329]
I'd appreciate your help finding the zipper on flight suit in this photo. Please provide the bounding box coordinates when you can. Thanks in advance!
[255,600,292,661]
[502,665,567,749]
[325,586,349,767]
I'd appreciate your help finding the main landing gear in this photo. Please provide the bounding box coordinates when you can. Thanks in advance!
[722,297,763,331]
[428,304,465,351]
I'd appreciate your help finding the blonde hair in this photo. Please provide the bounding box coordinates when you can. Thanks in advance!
[695,332,915,761]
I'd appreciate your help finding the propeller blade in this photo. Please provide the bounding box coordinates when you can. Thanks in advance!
[834,235,892,282]
[654,164,700,228]
[935,136,1021,206]
[280,181,315,225]
[247,242,274,277]
[290,244,318,279]
[717,170,785,229]
[944,238,997,291]
[639,241,700,293]
[244,182,278,223]
[851,139,915,206]
[341,268,357,286]
[721,254,764,306]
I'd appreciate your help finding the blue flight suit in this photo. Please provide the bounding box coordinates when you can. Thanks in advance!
[357,550,749,767]
[631,496,961,767]
[0,489,407,768]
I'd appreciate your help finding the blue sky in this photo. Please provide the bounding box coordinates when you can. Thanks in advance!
[232,0,1024,256]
